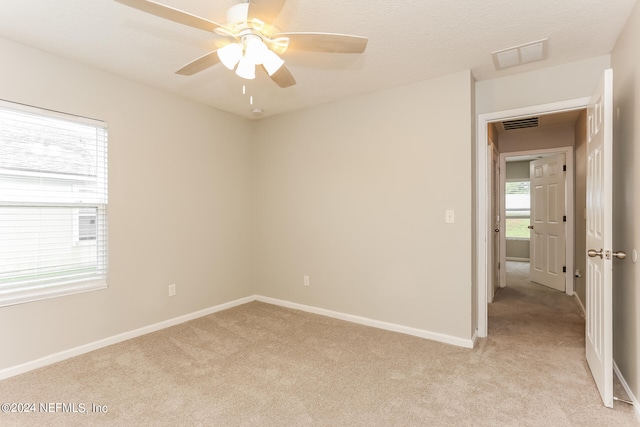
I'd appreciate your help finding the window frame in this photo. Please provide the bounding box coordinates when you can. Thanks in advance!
[0,100,108,307]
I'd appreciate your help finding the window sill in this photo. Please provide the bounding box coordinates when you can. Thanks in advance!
[0,279,107,308]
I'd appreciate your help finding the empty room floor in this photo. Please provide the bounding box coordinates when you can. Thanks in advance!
[0,264,637,425]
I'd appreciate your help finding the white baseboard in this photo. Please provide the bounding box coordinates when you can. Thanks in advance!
[574,293,586,316]
[0,296,254,380]
[1,294,476,380]
[255,295,475,349]
[613,360,640,420]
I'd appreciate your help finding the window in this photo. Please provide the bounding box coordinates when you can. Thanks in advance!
[0,101,108,307]
[505,180,530,238]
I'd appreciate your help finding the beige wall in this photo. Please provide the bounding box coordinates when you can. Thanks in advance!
[506,240,529,260]
[0,38,254,370]
[253,71,475,340]
[476,55,611,114]
[499,126,575,153]
[611,0,640,403]
[505,160,530,181]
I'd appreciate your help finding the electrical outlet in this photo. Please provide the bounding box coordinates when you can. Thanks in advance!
[445,209,455,224]
[304,275,310,286]
[168,284,176,296]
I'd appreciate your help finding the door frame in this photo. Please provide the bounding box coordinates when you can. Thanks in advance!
[490,143,500,303]
[498,147,574,294]
[476,97,589,338]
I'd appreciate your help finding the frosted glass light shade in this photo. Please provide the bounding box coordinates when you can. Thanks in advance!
[217,43,242,70]
[235,57,256,79]
[262,50,285,76]
[244,36,269,65]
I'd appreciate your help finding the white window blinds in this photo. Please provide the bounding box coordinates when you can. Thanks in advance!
[0,100,108,307]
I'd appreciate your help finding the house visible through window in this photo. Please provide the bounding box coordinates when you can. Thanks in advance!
[505,180,530,238]
[0,101,108,307]
[77,208,98,242]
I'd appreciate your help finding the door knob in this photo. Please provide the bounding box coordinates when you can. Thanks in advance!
[588,249,603,259]
[528,225,534,229]
[613,251,627,260]
[494,229,499,232]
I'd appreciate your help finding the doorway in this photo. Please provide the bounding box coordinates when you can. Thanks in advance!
[497,147,575,296]
[476,98,590,338]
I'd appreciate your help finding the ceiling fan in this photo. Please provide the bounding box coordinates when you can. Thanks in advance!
[115,0,368,88]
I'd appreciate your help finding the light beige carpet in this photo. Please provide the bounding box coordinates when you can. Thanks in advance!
[0,262,637,426]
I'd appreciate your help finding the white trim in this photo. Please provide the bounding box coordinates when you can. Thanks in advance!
[256,296,475,349]
[0,279,107,308]
[614,360,640,419]
[477,117,489,337]
[0,294,474,380]
[499,146,575,297]
[498,157,507,287]
[0,98,106,127]
[0,296,254,380]
[506,257,530,262]
[476,97,590,337]
[574,294,586,316]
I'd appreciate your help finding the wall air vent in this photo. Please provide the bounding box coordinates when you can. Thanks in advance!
[501,117,539,131]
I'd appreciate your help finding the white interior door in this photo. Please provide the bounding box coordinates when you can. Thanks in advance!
[529,154,566,291]
[585,68,614,408]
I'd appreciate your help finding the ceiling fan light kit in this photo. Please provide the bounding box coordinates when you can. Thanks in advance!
[236,56,256,79]
[217,34,284,79]
[114,0,368,88]
[217,43,243,70]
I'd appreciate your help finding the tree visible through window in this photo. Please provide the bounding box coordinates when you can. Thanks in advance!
[505,181,530,238]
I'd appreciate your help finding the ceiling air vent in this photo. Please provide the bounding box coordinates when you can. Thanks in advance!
[501,117,539,131]
[492,39,548,70]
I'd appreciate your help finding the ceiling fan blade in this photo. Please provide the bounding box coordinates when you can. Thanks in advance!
[115,0,227,33]
[247,0,287,25]
[176,51,221,76]
[276,32,368,53]
[266,64,296,88]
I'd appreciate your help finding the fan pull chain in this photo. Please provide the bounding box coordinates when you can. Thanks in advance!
[242,83,259,112]
[243,82,255,106]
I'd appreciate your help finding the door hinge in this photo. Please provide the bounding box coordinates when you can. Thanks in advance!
[563,165,567,172]
[563,266,567,273]
[563,215,567,222]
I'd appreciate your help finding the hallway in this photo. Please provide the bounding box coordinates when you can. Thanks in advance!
[490,260,584,344]
[488,260,636,421]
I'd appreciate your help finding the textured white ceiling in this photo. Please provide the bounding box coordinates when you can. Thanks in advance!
[0,0,636,119]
